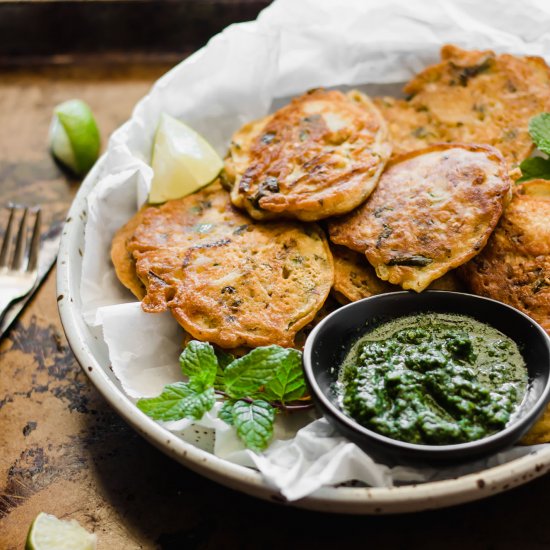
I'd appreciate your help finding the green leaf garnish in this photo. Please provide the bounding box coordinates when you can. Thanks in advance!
[232,399,275,452]
[179,340,217,390]
[387,254,432,267]
[216,348,236,369]
[529,113,550,156]
[518,157,550,183]
[138,341,308,452]
[262,348,306,403]
[519,113,550,182]
[219,400,235,425]
[223,345,292,398]
[137,382,215,421]
[214,348,235,390]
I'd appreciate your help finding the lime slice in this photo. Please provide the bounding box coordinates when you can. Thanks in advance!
[149,113,223,204]
[26,512,97,550]
[49,99,100,176]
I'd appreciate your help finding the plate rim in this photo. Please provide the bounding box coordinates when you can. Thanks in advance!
[56,156,550,516]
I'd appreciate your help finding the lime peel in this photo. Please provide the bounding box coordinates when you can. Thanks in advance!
[149,113,223,204]
[26,512,97,550]
[49,99,100,176]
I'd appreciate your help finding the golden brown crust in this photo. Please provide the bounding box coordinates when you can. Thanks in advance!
[463,178,550,445]
[124,182,334,348]
[227,88,391,221]
[332,245,397,303]
[332,245,465,303]
[375,44,550,168]
[426,270,465,292]
[329,144,511,292]
[522,406,550,445]
[110,206,149,299]
[460,179,550,335]
[291,295,342,349]
[373,97,441,159]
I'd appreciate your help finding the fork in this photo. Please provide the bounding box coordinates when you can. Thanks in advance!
[0,205,41,320]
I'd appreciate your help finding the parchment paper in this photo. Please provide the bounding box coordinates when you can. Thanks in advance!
[80,0,550,500]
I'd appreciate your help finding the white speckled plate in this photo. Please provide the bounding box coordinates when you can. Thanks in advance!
[56,0,550,513]
[56,155,550,515]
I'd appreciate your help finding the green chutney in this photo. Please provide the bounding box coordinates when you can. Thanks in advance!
[339,313,528,445]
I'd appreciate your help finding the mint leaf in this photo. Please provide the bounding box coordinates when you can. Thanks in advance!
[223,345,291,398]
[219,400,235,425]
[232,400,275,452]
[215,348,235,369]
[262,348,306,403]
[214,348,235,390]
[529,113,550,155]
[179,340,217,390]
[518,157,550,183]
[137,382,215,421]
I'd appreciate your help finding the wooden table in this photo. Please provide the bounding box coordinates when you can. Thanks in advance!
[2,59,550,550]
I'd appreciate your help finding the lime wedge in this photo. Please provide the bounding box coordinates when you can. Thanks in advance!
[149,113,223,204]
[26,512,97,550]
[49,99,100,176]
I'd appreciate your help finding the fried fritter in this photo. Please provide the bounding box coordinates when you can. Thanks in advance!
[329,144,511,292]
[460,179,550,335]
[522,406,550,446]
[111,206,148,299]
[120,182,334,349]
[426,271,465,292]
[375,45,550,168]
[332,245,464,304]
[294,295,341,349]
[332,245,397,303]
[373,97,440,159]
[227,88,391,221]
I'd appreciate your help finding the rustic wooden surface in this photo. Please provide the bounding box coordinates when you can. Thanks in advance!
[3,60,550,550]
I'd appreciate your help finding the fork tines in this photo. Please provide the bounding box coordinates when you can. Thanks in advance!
[0,205,41,272]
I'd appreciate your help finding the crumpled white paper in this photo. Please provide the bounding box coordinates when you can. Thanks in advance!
[80,0,550,500]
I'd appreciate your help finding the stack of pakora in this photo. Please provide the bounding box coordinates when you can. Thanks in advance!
[111,44,550,354]
[374,44,550,168]
[111,44,550,442]
[112,182,334,349]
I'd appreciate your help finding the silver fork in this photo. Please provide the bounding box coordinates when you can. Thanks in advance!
[0,205,41,320]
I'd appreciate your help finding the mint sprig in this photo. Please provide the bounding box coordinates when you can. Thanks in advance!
[518,157,550,183]
[214,348,235,391]
[137,383,215,421]
[136,340,310,452]
[519,113,550,182]
[232,400,276,452]
[224,345,297,399]
[262,348,306,403]
[218,400,236,425]
[179,340,217,390]
[529,113,550,156]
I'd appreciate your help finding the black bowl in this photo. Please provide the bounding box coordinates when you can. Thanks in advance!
[303,291,550,464]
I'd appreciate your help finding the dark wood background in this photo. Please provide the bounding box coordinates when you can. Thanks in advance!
[2,2,550,548]
[0,0,272,63]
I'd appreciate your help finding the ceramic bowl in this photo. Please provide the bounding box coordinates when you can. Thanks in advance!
[303,291,550,463]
